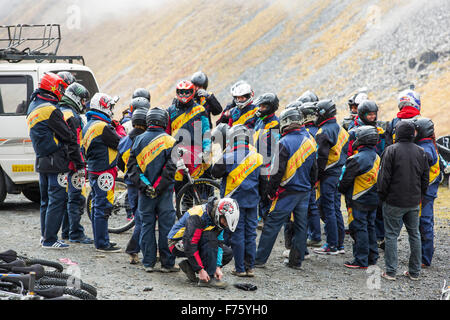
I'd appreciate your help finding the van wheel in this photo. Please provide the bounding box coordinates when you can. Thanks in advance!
[0,169,6,204]
[22,187,41,204]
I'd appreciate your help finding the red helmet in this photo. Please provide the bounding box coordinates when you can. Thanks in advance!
[176,80,196,104]
[39,72,68,101]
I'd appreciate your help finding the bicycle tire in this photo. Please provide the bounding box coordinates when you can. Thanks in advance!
[176,178,221,219]
[38,277,97,297]
[35,285,96,301]
[20,257,64,273]
[43,271,97,297]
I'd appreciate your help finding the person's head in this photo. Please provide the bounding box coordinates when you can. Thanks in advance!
[146,107,169,129]
[279,106,304,134]
[227,124,252,146]
[357,100,378,126]
[57,71,76,87]
[297,90,319,104]
[397,89,421,111]
[348,91,368,115]
[131,108,147,129]
[130,97,150,113]
[191,71,208,90]
[132,88,151,102]
[231,80,254,109]
[315,99,337,125]
[412,118,434,142]
[213,198,239,232]
[254,92,279,118]
[298,102,318,125]
[395,120,416,142]
[89,93,119,118]
[176,80,196,104]
[351,125,379,149]
[211,123,229,151]
[39,72,68,101]
[64,82,90,114]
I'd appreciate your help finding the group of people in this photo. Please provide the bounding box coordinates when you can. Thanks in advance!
[26,70,442,289]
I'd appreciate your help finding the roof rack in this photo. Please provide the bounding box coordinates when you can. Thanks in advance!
[0,24,85,65]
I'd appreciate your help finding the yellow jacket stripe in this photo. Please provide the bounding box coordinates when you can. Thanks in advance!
[224,151,263,197]
[352,155,380,200]
[136,134,176,173]
[325,128,349,170]
[27,104,55,130]
[171,105,205,137]
[280,136,316,186]
[234,108,258,126]
[429,155,440,184]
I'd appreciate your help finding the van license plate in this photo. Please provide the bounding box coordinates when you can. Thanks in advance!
[12,165,34,172]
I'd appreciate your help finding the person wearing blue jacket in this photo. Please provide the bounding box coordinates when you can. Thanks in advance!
[313,99,349,255]
[413,118,441,267]
[338,126,380,269]
[255,107,318,269]
[211,124,264,277]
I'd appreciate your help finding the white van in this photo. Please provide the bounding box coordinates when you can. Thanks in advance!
[0,24,100,204]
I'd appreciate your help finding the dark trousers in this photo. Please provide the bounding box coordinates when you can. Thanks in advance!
[125,185,142,254]
[61,171,86,240]
[349,208,379,267]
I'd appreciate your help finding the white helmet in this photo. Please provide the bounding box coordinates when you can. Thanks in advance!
[397,89,421,111]
[214,198,239,232]
[231,80,254,109]
[90,93,119,117]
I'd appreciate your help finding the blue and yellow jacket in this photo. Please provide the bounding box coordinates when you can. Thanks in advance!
[26,89,81,173]
[127,127,177,194]
[347,117,386,157]
[81,111,121,173]
[338,146,380,211]
[168,203,224,272]
[305,123,318,138]
[117,127,146,185]
[416,138,441,199]
[315,118,349,179]
[253,114,280,169]
[228,103,258,129]
[211,143,264,208]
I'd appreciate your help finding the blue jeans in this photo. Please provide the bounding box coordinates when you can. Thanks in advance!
[39,173,67,244]
[125,185,141,254]
[349,208,378,267]
[307,189,321,242]
[319,175,345,249]
[139,190,176,268]
[230,206,258,272]
[420,196,435,266]
[256,191,310,267]
[61,171,86,240]
[382,202,421,277]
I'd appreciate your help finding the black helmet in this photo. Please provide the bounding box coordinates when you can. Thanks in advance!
[64,82,90,114]
[191,71,209,90]
[297,90,319,104]
[228,124,253,145]
[131,108,147,127]
[211,123,229,150]
[413,118,434,141]
[348,91,368,114]
[146,107,169,129]
[279,107,304,134]
[315,99,336,125]
[351,125,379,149]
[285,100,303,111]
[357,100,378,126]
[130,97,150,112]
[132,88,151,101]
[57,71,76,86]
[299,102,318,125]
[254,92,279,118]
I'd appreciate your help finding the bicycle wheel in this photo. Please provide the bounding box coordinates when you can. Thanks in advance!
[20,257,64,273]
[38,278,97,297]
[87,179,135,234]
[175,178,221,219]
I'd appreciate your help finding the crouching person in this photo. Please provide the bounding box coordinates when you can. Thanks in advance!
[168,197,238,289]
[338,126,380,269]
[127,107,179,273]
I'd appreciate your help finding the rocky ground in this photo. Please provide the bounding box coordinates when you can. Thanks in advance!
[0,186,448,301]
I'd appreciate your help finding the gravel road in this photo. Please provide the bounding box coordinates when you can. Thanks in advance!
[0,187,448,301]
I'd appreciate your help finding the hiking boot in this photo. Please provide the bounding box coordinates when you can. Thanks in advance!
[198,278,228,289]
[381,272,396,281]
[313,244,338,255]
[403,271,419,281]
[344,260,367,269]
[307,239,322,248]
[231,269,247,277]
[42,240,69,250]
[179,260,198,282]
[283,259,302,270]
[96,245,121,253]
[69,236,94,244]
[129,253,139,265]
[160,264,180,273]
[246,269,255,277]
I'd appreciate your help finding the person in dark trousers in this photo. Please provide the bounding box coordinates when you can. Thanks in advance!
[26,72,83,249]
[58,82,93,245]
[168,197,239,289]
[377,120,429,281]
[117,108,148,264]
[338,125,380,269]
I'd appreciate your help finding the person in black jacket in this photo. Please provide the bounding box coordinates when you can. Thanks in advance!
[377,120,429,281]
[191,71,223,129]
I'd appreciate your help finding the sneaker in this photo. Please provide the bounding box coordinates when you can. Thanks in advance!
[381,272,396,281]
[109,242,117,247]
[337,246,345,254]
[179,260,198,282]
[198,278,228,289]
[231,269,247,277]
[129,253,139,265]
[42,241,69,250]
[143,266,155,273]
[403,271,419,281]
[96,245,121,253]
[69,236,94,244]
[344,261,367,269]
[421,263,430,268]
[282,249,290,258]
[254,262,266,268]
[160,264,180,273]
[313,244,338,255]
[39,237,44,245]
[246,269,255,277]
[283,259,302,270]
[307,239,322,248]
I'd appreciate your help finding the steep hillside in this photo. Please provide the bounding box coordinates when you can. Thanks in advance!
[2,0,449,135]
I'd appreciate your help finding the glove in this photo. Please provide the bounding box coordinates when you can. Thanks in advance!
[111,120,120,128]
[144,185,157,199]
[196,89,209,97]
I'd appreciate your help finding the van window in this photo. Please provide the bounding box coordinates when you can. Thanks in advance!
[0,75,33,115]
[52,70,99,98]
